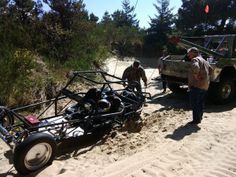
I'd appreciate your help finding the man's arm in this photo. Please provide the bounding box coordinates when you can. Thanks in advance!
[208,65,213,76]
[122,68,128,80]
[191,59,201,81]
[140,68,147,87]
[122,67,129,86]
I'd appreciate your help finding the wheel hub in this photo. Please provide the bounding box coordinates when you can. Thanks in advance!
[24,143,52,170]
[222,84,232,99]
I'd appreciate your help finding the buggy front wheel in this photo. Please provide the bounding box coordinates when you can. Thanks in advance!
[13,133,57,175]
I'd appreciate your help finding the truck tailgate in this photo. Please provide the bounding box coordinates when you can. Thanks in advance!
[162,57,191,79]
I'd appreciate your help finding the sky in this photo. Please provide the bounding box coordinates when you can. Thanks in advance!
[83,0,182,29]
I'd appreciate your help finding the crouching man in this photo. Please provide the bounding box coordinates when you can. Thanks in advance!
[122,60,147,92]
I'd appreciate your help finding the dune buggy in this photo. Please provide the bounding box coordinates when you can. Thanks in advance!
[0,70,150,175]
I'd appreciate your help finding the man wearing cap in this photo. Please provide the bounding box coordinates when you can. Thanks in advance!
[187,47,212,124]
[122,60,147,92]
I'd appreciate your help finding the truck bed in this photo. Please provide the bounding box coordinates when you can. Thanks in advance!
[162,55,219,82]
[162,55,190,79]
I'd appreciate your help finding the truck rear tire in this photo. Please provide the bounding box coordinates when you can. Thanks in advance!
[209,80,235,104]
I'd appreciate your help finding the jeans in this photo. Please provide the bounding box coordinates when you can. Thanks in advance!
[189,87,207,123]
[161,74,167,91]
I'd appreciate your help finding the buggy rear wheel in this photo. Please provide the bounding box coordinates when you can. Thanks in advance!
[14,133,57,175]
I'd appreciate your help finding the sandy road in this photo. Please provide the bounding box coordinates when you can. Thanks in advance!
[0,57,236,177]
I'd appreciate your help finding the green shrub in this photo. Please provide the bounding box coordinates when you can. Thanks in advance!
[0,49,36,105]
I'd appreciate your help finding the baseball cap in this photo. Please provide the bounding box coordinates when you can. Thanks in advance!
[187,47,199,54]
[133,60,140,68]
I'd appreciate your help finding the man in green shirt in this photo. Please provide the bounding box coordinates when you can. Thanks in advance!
[122,60,147,92]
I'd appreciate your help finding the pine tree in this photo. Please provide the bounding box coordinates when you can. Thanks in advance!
[176,0,236,35]
[112,0,139,28]
[122,0,139,27]
[149,0,174,37]
[100,11,112,25]
[146,0,174,54]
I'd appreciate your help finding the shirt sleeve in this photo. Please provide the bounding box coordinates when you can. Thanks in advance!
[140,68,147,83]
[208,64,213,75]
[122,68,128,80]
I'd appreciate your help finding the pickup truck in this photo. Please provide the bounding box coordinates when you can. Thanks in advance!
[162,35,236,104]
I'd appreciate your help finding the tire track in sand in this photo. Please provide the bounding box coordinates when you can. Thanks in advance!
[91,111,236,177]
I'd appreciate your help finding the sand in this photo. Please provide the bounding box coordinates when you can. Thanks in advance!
[1,57,236,177]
